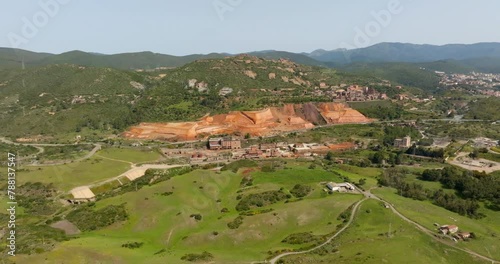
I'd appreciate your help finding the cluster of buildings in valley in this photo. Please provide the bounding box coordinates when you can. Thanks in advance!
[161,137,358,164]
[438,72,500,96]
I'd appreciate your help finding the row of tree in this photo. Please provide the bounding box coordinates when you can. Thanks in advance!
[378,168,484,218]
[421,167,500,206]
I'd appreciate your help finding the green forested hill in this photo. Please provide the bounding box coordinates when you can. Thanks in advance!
[38,51,229,70]
[466,97,500,121]
[135,55,382,122]
[340,62,441,92]
[0,64,144,138]
[0,55,382,139]
[308,42,500,64]
[0,48,52,69]
[0,48,326,70]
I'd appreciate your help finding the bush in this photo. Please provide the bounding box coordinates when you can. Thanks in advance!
[221,160,258,173]
[121,242,144,249]
[289,184,312,198]
[227,216,244,229]
[66,204,128,231]
[181,251,214,262]
[236,190,288,211]
[240,177,253,187]
[190,214,202,221]
[261,164,276,173]
[282,232,320,245]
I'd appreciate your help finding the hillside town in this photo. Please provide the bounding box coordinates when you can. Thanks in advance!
[438,71,500,96]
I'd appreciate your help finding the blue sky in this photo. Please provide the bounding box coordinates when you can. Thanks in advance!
[1,0,499,55]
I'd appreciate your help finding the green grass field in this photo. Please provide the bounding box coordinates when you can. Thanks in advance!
[281,199,490,264]
[16,157,131,191]
[96,147,162,163]
[37,145,95,161]
[478,152,500,163]
[252,163,344,188]
[373,187,500,261]
[332,165,381,189]
[12,167,362,263]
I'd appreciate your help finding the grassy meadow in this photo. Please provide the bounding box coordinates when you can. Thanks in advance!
[281,199,490,264]
[16,157,131,191]
[373,187,500,261]
[96,147,162,163]
[12,164,362,263]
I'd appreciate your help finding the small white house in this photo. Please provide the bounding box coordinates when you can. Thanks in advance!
[326,182,354,192]
[326,182,341,192]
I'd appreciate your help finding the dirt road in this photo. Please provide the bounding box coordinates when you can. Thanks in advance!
[268,198,367,264]
[266,188,499,264]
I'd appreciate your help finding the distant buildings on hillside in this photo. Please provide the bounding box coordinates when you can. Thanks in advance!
[208,137,242,150]
[394,136,412,148]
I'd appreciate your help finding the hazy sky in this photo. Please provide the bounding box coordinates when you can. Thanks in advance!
[1,0,499,55]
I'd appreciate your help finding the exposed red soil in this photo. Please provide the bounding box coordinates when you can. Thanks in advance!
[123,103,371,141]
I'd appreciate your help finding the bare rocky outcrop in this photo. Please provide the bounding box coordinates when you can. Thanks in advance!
[130,81,145,90]
[244,70,257,79]
[124,103,371,141]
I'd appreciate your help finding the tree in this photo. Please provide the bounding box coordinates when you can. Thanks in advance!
[325,151,334,161]
[358,178,366,186]
[469,150,479,159]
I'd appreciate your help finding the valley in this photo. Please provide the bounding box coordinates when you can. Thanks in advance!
[0,43,499,264]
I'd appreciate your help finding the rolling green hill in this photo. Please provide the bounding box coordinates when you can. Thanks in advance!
[417,58,500,74]
[134,55,382,122]
[0,47,52,69]
[249,50,327,67]
[0,48,327,70]
[0,64,144,138]
[340,62,441,92]
[466,97,500,121]
[38,51,229,70]
[0,55,383,139]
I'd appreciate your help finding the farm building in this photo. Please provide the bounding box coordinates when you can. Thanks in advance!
[326,182,340,192]
[326,182,355,192]
[457,232,471,239]
[69,187,96,204]
[439,225,459,234]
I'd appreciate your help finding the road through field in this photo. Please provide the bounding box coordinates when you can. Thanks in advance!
[267,198,367,264]
[266,188,499,264]
[1,136,102,166]
[368,189,499,264]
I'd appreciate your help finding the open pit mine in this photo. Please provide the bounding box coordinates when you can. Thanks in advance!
[123,103,371,141]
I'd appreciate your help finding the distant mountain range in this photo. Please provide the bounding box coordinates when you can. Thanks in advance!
[2,42,500,73]
[307,42,500,65]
